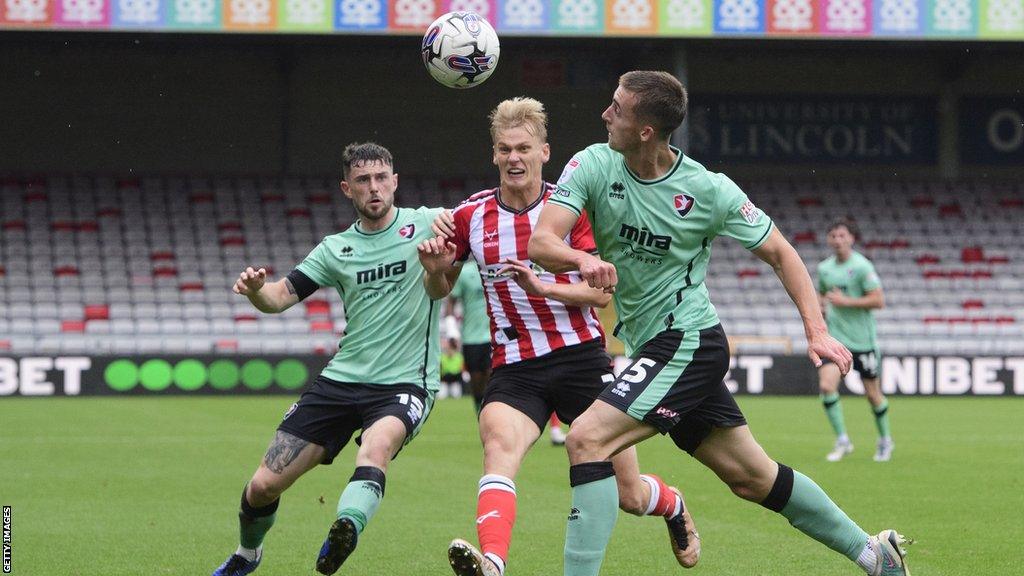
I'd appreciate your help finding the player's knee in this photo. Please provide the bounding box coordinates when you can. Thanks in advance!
[248,474,285,504]
[725,473,772,503]
[565,424,605,462]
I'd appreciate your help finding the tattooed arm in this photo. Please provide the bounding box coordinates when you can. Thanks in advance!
[232,266,301,313]
[263,430,312,474]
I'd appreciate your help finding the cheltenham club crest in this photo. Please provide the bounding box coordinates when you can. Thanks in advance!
[399,223,416,239]
[674,194,695,218]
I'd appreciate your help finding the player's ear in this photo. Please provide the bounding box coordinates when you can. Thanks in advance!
[541,143,551,163]
[639,125,655,142]
[340,180,353,199]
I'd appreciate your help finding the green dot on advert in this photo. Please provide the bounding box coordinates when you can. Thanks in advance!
[174,359,207,391]
[275,360,308,390]
[209,360,240,390]
[242,360,273,390]
[139,360,173,391]
[105,360,138,391]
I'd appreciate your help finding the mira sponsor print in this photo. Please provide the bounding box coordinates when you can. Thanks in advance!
[689,95,939,165]
[959,97,1024,166]
[1,354,1022,396]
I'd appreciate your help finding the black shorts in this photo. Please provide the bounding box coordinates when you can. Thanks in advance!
[277,375,434,465]
[463,343,492,373]
[482,339,612,431]
[598,325,746,455]
[823,348,881,380]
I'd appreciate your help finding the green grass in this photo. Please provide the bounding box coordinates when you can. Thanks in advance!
[1,396,1022,575]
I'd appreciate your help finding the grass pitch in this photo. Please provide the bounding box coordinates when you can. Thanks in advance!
[1,395,1021,575]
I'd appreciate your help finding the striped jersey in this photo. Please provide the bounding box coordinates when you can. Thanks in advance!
[449,183,604,368]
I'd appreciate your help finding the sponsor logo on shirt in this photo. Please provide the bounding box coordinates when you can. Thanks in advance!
[356,260,407,285]
[483,228,499,248]
[557,157,580,185]
[611,381,631,397]
[739,200,761,224]
[655,406,679,419]
[609,182,625,199]
[398,223,416,239]
[339,246,355,257]
[617,223,672,264]
[674,194,695,218]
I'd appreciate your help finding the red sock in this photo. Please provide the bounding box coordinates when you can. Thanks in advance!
[640,474,682,518]
[476,474,516,572]
[549,413,561,427]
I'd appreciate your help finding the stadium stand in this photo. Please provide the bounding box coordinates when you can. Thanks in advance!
[1,175,1020,356]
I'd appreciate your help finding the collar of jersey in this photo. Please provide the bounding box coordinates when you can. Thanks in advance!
[495,182,547,215]
[354,207,401,236]
[623,145,684,186]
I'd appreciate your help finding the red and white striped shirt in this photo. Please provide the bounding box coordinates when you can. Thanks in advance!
[450,182,604,368]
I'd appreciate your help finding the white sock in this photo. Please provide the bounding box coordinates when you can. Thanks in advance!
[855,540,877,574]
[484,552,506,576]
[235,545,261,562]
[838,433,851,444]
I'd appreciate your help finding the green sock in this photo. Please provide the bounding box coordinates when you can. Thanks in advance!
[564,462,618,576]
[336,466,386,534]
[821,392,847,437]
[239,487,278,549]
[764,465,868,561]
[872,401,891,438]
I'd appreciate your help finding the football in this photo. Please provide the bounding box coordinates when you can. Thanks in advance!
[421,11,500,89]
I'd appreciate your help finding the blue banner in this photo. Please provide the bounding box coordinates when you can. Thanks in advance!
[959,96,1024,166]
[689,95,939,165]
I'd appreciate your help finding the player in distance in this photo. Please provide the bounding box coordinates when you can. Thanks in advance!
[529,71,912,576]
[419,96,700,576]
[816,217,892,462]
[212,143,444,576]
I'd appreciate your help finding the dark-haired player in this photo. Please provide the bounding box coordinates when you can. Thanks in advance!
[212,142,443,576]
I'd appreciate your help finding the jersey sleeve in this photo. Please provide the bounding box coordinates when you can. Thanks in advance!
[549,149,597,216]
[294,240,333,287]
[450,204,474,262]
[568,210,598,253]
[715,174,774,250]
[817,267,828,294]
[860,259,882,292]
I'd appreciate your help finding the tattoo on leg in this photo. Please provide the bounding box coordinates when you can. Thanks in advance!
[264,431,310,473]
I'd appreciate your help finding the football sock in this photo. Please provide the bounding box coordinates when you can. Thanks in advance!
[760,463,868,562]
[550,413,561,428]
[872,400,891,439]
[821,392,847,437]
[234,545,261,562]
[476,474,517,574]
[564,462,618,576]
[239,485,279,550]
[639,474,683,518]
[336,466,386,534]
[855,541,878,573]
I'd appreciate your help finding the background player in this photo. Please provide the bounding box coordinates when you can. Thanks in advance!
[530,71,911,576]
[419,97,700,576]
[212,143,443,576]
[447,260,492,410]
[817,217,892,462]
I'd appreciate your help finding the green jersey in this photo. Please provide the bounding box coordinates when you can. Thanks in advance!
[450,260,490,345]
[817,250,881,351]
[296,207,442,390]
[551,144,774,356]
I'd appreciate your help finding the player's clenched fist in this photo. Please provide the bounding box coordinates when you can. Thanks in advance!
[233,267,267,295]
[579,253,617,292]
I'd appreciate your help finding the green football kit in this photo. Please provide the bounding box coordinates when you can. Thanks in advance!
[817,250,882,357]
[551,144,872,576]
[450,259,491,346]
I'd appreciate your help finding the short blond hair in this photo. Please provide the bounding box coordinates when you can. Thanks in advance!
[489,97,548,143]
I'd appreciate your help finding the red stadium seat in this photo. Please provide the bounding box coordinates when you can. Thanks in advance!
[310,320,334,332]
[61,321,86,333]
[84,305,110,320]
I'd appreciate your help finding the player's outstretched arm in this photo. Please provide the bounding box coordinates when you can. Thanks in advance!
[417,236,461,300]
[530,204,617,292]
[232,266,300,314]
[824,287,886,310]
[498,258,612,308]
[751,229,852,374]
